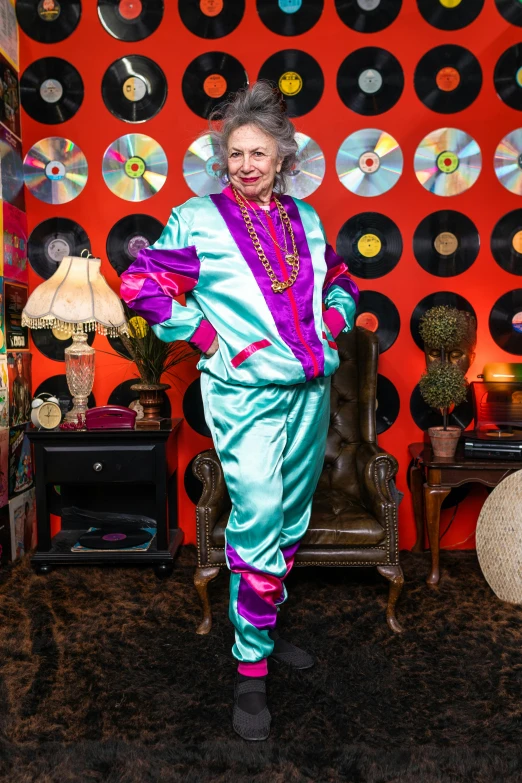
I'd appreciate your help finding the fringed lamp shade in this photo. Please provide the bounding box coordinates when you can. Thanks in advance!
[22,256,128,338]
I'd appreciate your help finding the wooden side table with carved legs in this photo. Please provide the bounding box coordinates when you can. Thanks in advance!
[409,442,522,585]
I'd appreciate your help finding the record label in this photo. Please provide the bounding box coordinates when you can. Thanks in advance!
[279,71,302,96]
[119,0,142,18]
[201,0,223,14]
[128,235,149,258]
[40,78,62,102]
[356,311,379,331]
[359,69,382,93]
[48,237,70,261]
[123,76,146,101]
[514,232,522,254]
[358,234,381,257]
[434,232,458,255]
[258,50,323,117]
[436,67,460,91]
[204,74,227,98]
[38,0,61,22]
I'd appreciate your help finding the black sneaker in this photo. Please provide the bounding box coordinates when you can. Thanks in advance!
[233,676,271,741]
[268,628,315,670]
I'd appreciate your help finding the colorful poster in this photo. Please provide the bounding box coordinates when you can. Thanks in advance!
[2,202,27,283]
[0,285,5,354]
[0,51,19,140]
[9,486,36,559]
[0,355,8,429]
[0,427,8,505]
[0,503,11,566]
[8,424,33,499]
[7,352,31,426]
[0,0,18,72]
[4,281,28,351]
[0,126,23,211]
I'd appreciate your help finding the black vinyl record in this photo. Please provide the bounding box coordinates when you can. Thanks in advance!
[337,47,404,116]
[414,45,482,113]
[108,378,171,419]
[106,214,163,276]
[491,210,522,275]
[258,50,323,117]
[355,290,400,353]
[28,217,91,280]
[489,289,522,355]
[16,0,81,43]
[335,0,401,32]
[34,374,96,416]
[78,526,152,550]
[257,0,323,36]
[410,383,473,431]
[417,0,484,30]
[97,0,164,41]
[32,326,95,361]
[182,52,248,119]
[413,210,479,278]
[495,0,522,26]
[20,58,83,125]
[179,0,245,38]
[336,212,402,279]
[101,55,167,123]
[376,374,400,434]
[410,292,476,351]
[494,44,522,111]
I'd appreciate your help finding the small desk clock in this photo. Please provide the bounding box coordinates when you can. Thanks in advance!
[31,393,62,430]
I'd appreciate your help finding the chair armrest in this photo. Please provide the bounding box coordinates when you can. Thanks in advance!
[192,449,231,527]
[356,442,399,523]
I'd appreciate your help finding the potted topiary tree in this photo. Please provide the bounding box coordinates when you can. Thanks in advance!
[419,305,470,457]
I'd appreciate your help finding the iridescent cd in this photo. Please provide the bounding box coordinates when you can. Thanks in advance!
[414,128,481,196]
[335,129,403,196]
[286,132,325,199]
[183,134,227,196]
[494,129,522,195]
[23,137,88,204]
[102,133,167,201]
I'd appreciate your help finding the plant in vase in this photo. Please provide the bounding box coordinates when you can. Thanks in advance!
[419,305,470,457]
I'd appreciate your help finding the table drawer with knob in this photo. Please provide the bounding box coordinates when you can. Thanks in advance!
[42,445,156,484]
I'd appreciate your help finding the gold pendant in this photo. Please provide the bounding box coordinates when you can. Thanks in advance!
[285,254,297,266]
[272,281,284,293]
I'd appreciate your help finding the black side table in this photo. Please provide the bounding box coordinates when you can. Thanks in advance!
[28,420,183,576]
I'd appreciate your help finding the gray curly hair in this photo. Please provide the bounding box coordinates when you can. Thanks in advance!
[207,81,299,194]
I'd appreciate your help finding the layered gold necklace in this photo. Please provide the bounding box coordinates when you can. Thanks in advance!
[232,185,300,293]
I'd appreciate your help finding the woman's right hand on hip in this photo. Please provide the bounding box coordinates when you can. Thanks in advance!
[204,334,219,358]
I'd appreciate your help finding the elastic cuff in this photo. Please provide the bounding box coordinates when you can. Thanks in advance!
[323,307,346,339]
[238,659,268,677]
[189,319,217,353]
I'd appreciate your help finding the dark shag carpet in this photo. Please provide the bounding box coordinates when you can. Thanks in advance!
[1,547,522,783]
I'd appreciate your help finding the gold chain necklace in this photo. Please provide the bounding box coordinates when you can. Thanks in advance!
[242,195,292,260]
[232,186,300,293]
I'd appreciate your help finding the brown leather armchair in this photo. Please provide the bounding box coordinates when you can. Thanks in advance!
[192,326,404,635]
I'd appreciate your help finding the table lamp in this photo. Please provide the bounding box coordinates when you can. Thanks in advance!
[22,253,128,422]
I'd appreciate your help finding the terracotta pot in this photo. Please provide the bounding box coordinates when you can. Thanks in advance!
[428,426,462,458]
[130,382,170,421]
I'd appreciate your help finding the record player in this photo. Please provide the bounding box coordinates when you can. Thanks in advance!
[463,378,522,460]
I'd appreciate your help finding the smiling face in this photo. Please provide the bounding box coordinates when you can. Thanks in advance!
[227,124,283,205]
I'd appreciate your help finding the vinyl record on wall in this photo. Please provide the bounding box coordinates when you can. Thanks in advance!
[108,378,171,419]
[336,212,402,279]
[410,292,477,350]
[335,0,401,32]
[355,291,400,353]
[489,289,522,355]
[416,0,484,30]
[182,377,211,437]
[182,52,248,119]
[414,45,482,114]
[414,128,481,196]
[20,58,84,124]
[97,0,164,41]
[32,326,95,362]
[102,55,167,123]
[28,217,91,279]
[376,374,400,434]
[16,0,81,43]
[102,133,168,201]
[495,0,522,26]
[34,374,96,416]
[491,210,522,275]
[106,214,163,275]
[257,0,323,36]
[258,50,324,117]
[413,210,480,277]
[179,0,245,38]
[494,129,522,195]
[410,383,473,430]
[337,47,404,116]
[23,137,88,205]
[336,129,403,196]
[494,45,522,111]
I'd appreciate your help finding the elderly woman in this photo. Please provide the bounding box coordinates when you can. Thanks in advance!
[120,81,359,741]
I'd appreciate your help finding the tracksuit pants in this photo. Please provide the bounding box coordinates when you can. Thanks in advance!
[200,371,331,674]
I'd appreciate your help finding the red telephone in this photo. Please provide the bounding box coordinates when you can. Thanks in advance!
[85,406,137,430]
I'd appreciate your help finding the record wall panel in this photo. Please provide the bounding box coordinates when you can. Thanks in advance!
[17,0,522,549]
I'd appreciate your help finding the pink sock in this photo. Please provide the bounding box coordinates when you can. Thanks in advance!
[237,659,268,677]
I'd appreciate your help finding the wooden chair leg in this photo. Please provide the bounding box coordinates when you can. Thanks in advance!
[194,566,220,635]
[377,565,405,634]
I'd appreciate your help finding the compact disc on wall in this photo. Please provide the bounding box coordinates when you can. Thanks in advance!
[101,55,167,123]
[106,214,163,275]
[337,47,404,115]
[16,0,81,43]
[183,134,227,196]
[336,212,402,279]
[491,210,522,275]
[28,217,91,279]
[413,210,480,277]
[285,132,324,198]
[410,292,477,350]
[97,0,164,41]
[417,0,484,30]
[258,50,324,117]
[182,52,248,119]
[20,58,84,124]
[414,45,482,114]
[335,0,402,32]
[336,129,403,196]
[102,133,167,201]
[414,128,481,196]
[257,0,324,36]
[179,0,245,38]
[355,290,400,353]
[23,137,88,204]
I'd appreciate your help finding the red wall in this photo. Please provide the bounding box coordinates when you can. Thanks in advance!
[18,0,520,550]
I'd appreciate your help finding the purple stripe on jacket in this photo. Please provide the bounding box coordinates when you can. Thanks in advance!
[323,244,360,305]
